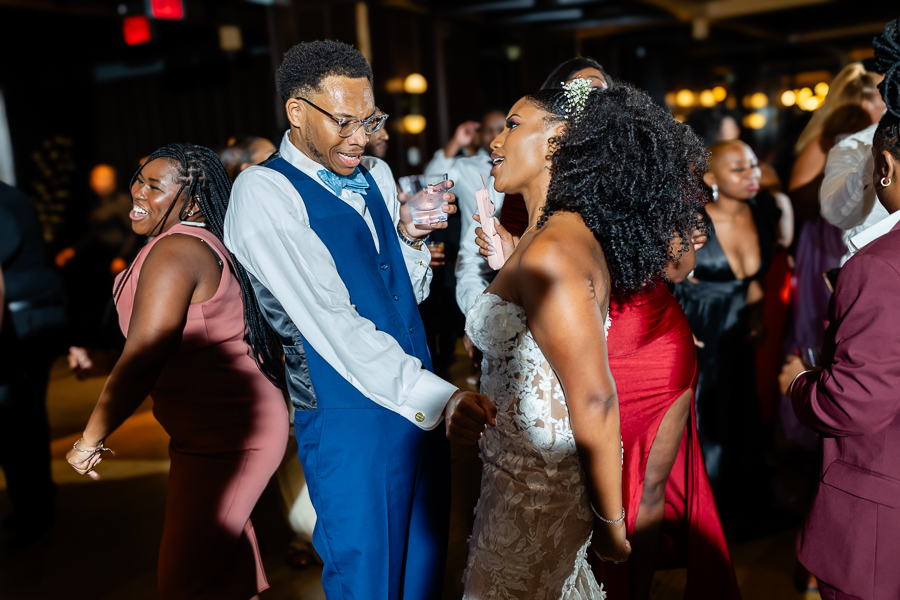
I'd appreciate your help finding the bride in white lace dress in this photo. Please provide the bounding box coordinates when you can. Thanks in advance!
[443,82,632,600]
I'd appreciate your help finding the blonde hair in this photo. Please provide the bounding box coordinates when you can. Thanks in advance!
[794,63,882,154]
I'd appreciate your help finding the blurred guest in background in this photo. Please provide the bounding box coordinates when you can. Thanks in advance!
[426,109,505,175]
[790,63,884,225]
[85,164,140,263]
[686,106,741,147]
[364,108,389,159]
[820,71,890,264]
[674,140,792,534]
[540,55,609,90]
[60,164,140,347]
[779,23,900,598]
[782,103,879,449]
[65,144,287,600]
[220,136,277,181]
[688,106,782,192]
[0,181,67,551]
[424,109,506,374]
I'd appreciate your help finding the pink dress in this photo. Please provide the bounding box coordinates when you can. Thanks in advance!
[115,223,289,599]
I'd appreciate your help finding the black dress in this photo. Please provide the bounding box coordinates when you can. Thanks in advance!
[673,192,781,528]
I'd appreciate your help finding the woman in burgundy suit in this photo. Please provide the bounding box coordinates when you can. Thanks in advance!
[779,21,900,600]
[66,145,288,600]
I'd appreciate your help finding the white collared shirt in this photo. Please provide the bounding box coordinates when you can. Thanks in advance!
[425,149,505,314]
[848,209,900,254]
[223,131,457,430]
[820,123,889,264]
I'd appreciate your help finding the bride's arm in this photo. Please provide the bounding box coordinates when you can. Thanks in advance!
[518,235,631,564]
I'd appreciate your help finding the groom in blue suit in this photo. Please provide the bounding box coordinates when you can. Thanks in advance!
[224,40,493,599]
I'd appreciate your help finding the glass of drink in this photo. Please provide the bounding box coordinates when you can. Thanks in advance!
[399,174,450,226]
[797,346,822,368]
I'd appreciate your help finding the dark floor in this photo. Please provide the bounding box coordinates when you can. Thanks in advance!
[0,349,821,600]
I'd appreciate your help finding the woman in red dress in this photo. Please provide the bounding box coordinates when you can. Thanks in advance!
[599,279,740,600]
[66,144,287,600]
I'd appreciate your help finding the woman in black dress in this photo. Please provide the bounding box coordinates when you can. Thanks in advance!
[674,140,792,533]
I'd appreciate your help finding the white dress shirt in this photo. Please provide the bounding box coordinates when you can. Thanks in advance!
[425,149,504,314]
[820,123,888,264]
[224,131,458,430]
[848,209,900,254]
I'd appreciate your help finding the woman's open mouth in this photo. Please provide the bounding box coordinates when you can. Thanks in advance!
[130,204,149,221]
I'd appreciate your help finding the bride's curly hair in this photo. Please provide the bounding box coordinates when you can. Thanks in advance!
[529,82,709,293]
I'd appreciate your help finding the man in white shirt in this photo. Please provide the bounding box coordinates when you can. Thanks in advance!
[820,122,888,263]
[223,40,493,600]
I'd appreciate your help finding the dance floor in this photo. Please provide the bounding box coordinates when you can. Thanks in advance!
[0,347,822,600]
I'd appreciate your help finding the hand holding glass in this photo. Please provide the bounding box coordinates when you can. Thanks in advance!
[399,174,451,226]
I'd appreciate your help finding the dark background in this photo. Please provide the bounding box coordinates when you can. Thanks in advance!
[0,0,896,251]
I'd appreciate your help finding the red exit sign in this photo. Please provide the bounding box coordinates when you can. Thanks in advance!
[148,0,184,20]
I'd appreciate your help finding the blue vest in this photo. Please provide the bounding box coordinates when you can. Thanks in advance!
[261,156,432,410]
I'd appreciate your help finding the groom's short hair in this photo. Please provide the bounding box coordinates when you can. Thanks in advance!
[276,40,374,101]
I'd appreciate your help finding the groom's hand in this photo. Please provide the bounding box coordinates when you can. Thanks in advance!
[399,180,458,238]
[444,390,497,445]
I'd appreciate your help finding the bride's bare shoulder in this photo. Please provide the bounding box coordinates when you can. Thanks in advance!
[518,213,606,287]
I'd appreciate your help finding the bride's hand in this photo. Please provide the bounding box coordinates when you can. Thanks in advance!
[591,520,632,564]
[473,214,517,260]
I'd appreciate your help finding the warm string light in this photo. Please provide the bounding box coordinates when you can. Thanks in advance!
[665,87,727,109]
[402,114,426,134]
[780,82,829,111]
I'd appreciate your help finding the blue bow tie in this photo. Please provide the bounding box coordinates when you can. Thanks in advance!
[317,168,369,197]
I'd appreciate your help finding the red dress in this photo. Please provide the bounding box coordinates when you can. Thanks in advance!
[115,224,289,599]
[595,284,740,599]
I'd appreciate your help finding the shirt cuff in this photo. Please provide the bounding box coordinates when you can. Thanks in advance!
[401,372,458,430]
[401,242,432,303]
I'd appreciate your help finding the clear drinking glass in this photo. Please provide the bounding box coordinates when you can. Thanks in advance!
[797,346,822,368]
[399,174,450,226]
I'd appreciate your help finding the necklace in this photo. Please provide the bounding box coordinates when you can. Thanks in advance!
[520,222,539,238]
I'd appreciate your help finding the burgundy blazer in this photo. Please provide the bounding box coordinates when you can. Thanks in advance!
[792,221,900,600]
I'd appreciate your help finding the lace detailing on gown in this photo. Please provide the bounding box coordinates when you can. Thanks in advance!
[462,293,608,600]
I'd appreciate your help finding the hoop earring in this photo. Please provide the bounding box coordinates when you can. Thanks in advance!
[881,177,893,187]
[186,208,195,217]
[711,184,719,201]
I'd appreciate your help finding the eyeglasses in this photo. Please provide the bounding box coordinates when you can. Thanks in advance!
[297,97,389,138]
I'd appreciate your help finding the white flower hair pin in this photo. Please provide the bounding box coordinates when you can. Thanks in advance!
[562,78,594,123]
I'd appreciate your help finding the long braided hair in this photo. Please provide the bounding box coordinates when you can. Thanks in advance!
[874,19,900,160]
[115,144,285,389]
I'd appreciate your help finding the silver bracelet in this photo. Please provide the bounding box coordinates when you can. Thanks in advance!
[72,438,115,456]
[788,369,813,398]
[397,222,425,250]
[591,504,625,524]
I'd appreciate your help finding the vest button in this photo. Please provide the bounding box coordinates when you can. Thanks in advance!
[408,326,414,333]
[393,295,400,301]
[380,263,388,270]
[415,412,425,423]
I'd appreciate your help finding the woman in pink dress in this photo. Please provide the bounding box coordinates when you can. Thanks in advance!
[66,144,288,600]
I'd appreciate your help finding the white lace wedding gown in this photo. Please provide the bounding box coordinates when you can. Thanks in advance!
[462,292,609,600]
